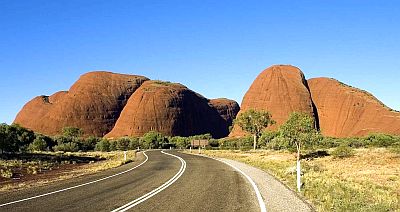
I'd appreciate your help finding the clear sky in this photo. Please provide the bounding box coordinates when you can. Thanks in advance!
[1,0,399,124]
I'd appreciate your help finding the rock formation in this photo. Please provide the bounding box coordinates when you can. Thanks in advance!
[14,71,149,137]
[12,91,68,132]
[230,65,316,137]
[308,77,400,137]
[105,81,230,138]
[14,65,400,139]
[209,98,240,127]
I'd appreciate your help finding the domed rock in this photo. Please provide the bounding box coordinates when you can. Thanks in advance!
[14,71,149,137]
[230,65,317,137]
[209,98,240,127]
[308,77,400,137]
[105,81,229,138]
[13,91,67,131]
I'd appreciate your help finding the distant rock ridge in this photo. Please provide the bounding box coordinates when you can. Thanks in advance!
[14,66,400,138]
[15,75,239,138]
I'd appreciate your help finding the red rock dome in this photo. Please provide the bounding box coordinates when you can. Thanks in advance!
[14,71,149,136]
[230,65,316,137]
[308,77,400,137]
[105,81,229,138]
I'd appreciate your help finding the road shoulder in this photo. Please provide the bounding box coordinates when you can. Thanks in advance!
[184,152,314,212]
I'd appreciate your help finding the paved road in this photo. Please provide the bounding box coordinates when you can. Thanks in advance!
[0,150,260,212]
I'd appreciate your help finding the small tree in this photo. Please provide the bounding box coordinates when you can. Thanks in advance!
[0,124,10,154]
[28,135,48,151]
[62,127,83,138]
[169,136,189,149]
[141,131,166,149]
[234,109,276,150]
[0,124,35,153]
[116,137,130,151]
[95,139,110,152]
[280,112,316,192]
[82,136,101,151]
[128,137,140,150]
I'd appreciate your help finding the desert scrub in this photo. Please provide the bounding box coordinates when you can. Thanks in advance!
[196,148,400,212]
[303,172,398,211]
[331,145,355,158]
[66,150,137,173]
[0,150,137,191]
[390,145,400,155]
[26,165,38,175]
[0,168,13,178]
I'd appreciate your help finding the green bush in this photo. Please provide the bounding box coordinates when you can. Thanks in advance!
[341,137,365,148]
[0,123,35,153]
[81,136,101,151]
[53,142,79,152]
[364,133,400,147]
[95,139,110,152]
[109,141,117,151]
[264,136,294,151]
[218,137,253,150]
[53,135,82,152]
[169,136,190,149]
[259,131,279,147]
[28,137,48,152]
[208,139,219,147]
[332,145,355,158]
[115,137,130,151]
[53,135,73,145]
[62,127,83,138]
[128,137,140,150]
[315,137,341,149]
[141,131,167,149]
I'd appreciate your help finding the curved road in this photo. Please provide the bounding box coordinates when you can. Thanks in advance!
[0,150,260,212]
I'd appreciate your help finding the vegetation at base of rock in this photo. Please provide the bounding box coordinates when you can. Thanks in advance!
[0,123,218,153]
[2,119,400,155]
[62,127,83,138]
[234,109,275,149]
[331,145,355,158]
[0,123,35,153]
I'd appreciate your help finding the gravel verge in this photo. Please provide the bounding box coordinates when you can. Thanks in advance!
[186,152,314,212]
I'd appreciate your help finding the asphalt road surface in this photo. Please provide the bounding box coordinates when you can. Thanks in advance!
[0,150,260,212]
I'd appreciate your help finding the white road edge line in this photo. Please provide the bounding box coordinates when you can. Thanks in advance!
[0,151,149,208]
[188,153,267,212]
[112,150,187,212]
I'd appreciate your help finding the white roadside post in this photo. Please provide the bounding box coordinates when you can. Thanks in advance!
[198,146,201,154]
[190,146,192,153]
[124,151,127,161]
[296,160,301,192]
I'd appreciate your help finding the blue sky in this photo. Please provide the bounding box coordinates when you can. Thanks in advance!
[1,0,399,124]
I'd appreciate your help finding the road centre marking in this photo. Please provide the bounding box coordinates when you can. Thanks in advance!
[111,150,187,212]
